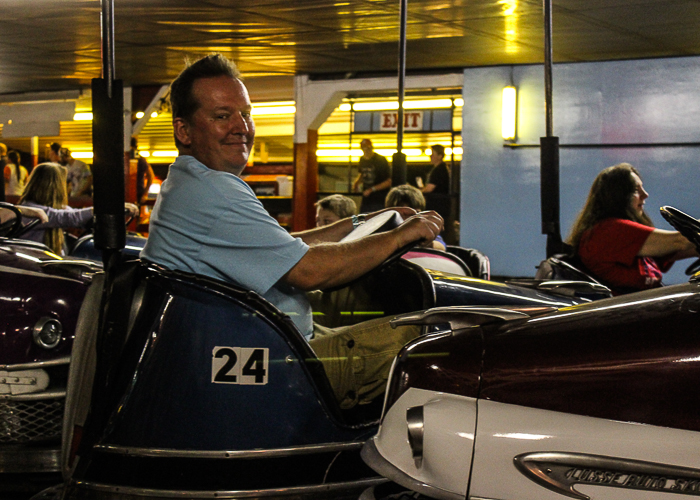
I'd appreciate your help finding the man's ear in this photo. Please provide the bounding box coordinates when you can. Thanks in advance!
[173,118,191,146]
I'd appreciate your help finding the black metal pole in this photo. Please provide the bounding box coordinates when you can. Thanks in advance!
[543,0,554,138]
[540,0,561,257]
[392,0,408,186]
[101,0,115,98]
[73,0,127,475]
[92,0,125,269]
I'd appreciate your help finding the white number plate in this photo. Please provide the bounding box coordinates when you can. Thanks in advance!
[211,347,269,385]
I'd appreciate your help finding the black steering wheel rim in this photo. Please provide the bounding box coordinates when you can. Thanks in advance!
[660,206,700,275]
[13,217,42,238]
[0,202,24,237]
[323,210,418,291]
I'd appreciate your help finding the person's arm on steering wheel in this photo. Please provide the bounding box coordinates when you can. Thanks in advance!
[638,229,699,260]
[292,207,418,245]
[17,205,48,223]
[282,210,443,291]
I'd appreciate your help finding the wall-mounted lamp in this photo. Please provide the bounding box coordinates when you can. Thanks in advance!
[501,86,517,140]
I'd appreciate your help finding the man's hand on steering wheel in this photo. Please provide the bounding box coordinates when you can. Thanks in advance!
[393,211,444,248]
[365,206,418,223]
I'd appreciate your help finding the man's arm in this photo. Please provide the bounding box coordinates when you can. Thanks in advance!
[352,172,363,192]
[283,211,443,290]
[291,207,418,245]
[421,183,436,193]
[363,177,392,198]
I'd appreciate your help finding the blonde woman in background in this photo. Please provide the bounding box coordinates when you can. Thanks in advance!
[19,162,137,254]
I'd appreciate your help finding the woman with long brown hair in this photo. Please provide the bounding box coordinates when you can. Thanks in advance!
[18,162,93,254]
[18,163,137,255]
[568,163,697,294]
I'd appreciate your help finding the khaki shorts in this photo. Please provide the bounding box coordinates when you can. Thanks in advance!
[310,316,421,409]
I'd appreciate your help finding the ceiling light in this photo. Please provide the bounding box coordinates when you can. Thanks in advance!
[73,113,93,121]
[351,99,455,112]
[501,86,517,140]
[403,99,452,109]
[316,149,363,157]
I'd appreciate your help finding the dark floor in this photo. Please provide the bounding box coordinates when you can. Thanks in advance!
[0,472,61,500]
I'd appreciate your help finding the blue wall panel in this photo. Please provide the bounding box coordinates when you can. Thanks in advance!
[461,57,700,284]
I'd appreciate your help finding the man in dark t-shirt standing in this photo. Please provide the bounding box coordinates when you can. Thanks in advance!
[353,138,391,212]
[421,144,451,223]
[422,144,450,195]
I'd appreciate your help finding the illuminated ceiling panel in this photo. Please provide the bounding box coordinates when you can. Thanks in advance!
[0,0,699,95]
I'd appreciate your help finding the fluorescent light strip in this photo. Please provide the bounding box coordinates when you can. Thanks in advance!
[502,86,517,140]
[351,98,458,112]
[252,105,296,116]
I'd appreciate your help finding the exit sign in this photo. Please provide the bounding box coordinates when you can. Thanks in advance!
[379,111,424,131]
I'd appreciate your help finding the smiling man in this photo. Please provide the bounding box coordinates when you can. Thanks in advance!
[141,54,443,409]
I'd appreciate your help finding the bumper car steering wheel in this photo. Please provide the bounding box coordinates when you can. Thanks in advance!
[322,210,418,290]
[659,206,700,275]
[0,202,41,238]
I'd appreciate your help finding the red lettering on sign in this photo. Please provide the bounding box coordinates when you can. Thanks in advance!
[379,111,424,131]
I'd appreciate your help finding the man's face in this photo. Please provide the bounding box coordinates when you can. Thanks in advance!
[174,75,255,176]
[360,140,372,157]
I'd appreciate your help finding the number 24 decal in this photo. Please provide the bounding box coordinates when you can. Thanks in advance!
[212,347,269,385]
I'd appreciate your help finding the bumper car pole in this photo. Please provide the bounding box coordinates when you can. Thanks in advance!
[540,0,562,258]
[392,0,408,187]
[72,0,126,474]
[92,0,125,272]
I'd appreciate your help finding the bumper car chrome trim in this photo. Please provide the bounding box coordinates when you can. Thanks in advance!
[72,477,388,498]
[0,356,71,371]
[94,440,365,459]
[514,451,700,500]
[0,389,66,401]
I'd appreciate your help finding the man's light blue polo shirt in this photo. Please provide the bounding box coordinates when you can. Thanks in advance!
[141,155,313,338]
